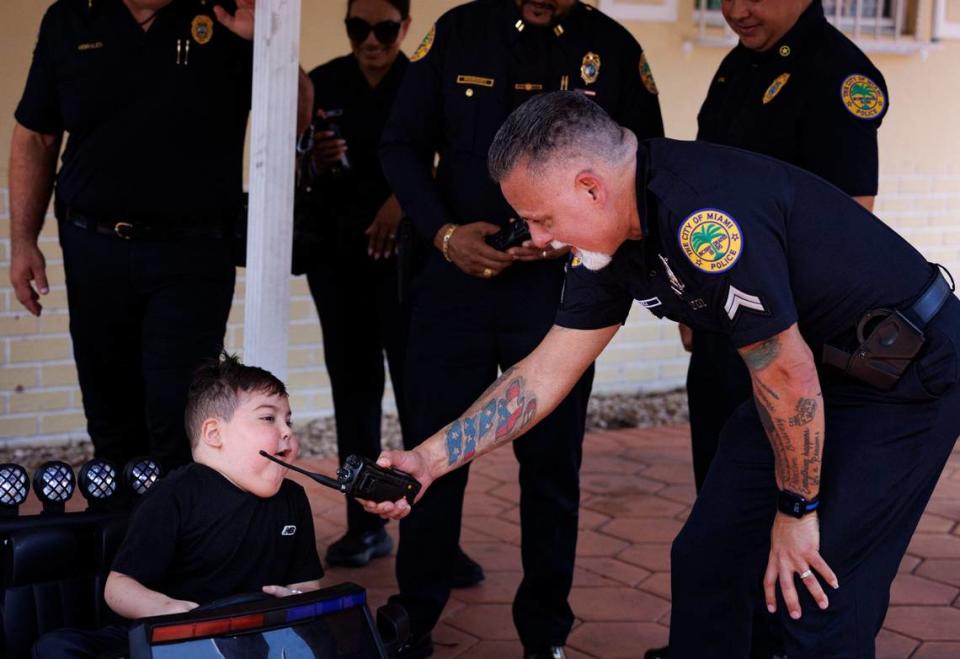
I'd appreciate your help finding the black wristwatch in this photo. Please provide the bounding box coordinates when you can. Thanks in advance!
[778,489,820,518]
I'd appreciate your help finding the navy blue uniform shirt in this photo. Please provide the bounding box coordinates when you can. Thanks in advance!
[15,0,252,220]
[697,0,887,197]
[381,0,664,254]
[556,140,931,350]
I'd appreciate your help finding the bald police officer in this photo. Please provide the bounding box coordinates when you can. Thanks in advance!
[364,92,959,659]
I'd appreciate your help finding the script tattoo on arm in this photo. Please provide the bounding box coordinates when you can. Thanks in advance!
[444,366,538,467]
[740,331,824,498]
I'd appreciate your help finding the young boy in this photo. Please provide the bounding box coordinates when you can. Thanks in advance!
[33,354,324,657]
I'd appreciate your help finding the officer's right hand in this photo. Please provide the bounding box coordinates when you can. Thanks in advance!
[439,222,514,278]
[311,109,347,173]
[10,241,48,317]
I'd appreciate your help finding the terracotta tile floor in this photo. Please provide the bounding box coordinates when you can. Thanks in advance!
[294,424,960,659]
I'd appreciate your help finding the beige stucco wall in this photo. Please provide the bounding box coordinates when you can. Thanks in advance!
[1,0,959,444]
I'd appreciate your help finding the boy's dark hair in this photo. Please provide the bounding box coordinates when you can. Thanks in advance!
[347,0,410,19]
[184,353,288,447]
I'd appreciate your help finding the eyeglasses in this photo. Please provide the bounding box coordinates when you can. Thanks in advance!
[344,17,402,45]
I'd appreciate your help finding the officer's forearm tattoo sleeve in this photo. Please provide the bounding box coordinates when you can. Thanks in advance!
[741,335,824,498]
[442,366,538,468]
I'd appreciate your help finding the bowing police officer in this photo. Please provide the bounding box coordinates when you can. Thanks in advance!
[9,0,308,472]
[364,91,960,659]
[380,1,663,657]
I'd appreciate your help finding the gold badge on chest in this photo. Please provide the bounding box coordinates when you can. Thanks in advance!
[192,15,213,44]
[580,52,600,85]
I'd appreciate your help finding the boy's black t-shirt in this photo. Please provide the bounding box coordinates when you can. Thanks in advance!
[112,463,323,605]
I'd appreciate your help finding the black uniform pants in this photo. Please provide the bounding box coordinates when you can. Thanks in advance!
[306,250,409,535]
[391,275,593,650]
[60,222,235,473]
[669,298,960,659]
[32,623,128,658]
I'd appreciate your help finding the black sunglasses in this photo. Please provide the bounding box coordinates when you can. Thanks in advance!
[345,17,402,45]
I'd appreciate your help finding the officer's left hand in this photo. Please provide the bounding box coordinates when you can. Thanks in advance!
[764,512,839,620]
[508,240,570,262]
[213,0,255,41]
[357,448,435,520]
[366,196,402,260]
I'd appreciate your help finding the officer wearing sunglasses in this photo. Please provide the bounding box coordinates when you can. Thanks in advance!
[301,0,423,575]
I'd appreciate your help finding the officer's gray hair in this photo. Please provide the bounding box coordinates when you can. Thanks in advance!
[488,91,630,182]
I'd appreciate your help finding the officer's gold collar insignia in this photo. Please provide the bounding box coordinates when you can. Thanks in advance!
[762,72,790,105]
[411,24,436,62]
[457,75,494,87]
[580,52,600,85]
[570,255,583,268]
[515,19,525,32]
[553,24,564,37]
[779,44,791,57]
[841,74,885,120]
[639,53,658,96]
[678,209,743,274]
[191,15,213,44]
[78,41,104,51]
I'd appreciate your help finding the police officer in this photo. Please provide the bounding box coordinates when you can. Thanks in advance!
[302,0,412,568]
[663,3,889,655]
[380,1,663,656]
[9,0,309,473]
[364,91,960,659]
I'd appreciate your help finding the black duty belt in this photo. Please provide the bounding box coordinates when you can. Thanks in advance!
[822,266,954,390]
[62,207,232,241]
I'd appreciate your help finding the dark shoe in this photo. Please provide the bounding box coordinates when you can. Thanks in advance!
[325,528,393,567]
[644,646,669,659]
[391,632,433,658]
[523,647,566,659]
[449,546,485,588]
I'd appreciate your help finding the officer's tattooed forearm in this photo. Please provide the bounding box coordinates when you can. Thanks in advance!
[443,366,538,467]
[741,336,780,371]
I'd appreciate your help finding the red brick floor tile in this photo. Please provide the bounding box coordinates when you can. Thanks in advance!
[451,570,521,604]
[617,543,672,572]
[637,572,672,601]
[572,566,626,588]
[575,528,631,557]
[883,605,960,641]
[576,556,653,587]
[462,526,502,543]
[933,476,960,499]
[461,541,523,572]
[462,515,522,543]
[637,463,696,485]
[487,482,521,503]
[463,492,512,517]
[580,472,666,496]
[569,586,670,622]
[908,533,960,559]
[580,452,648,475]
[601,517,685,544]
[915,559,960,588]
[925,497,960,521]
[917,513,958,534]
[454,640,524,659]
[446,603,517,641]
[573,508,611,531]
[890,574,959,605]
[497,506,521,525]
[324,556,397,589]
[875,629,920,659]
[567,621,669,658]
[899,553,923,574]
[582,494,687,518]
[431,622,481,659]
[465,473,503,496]
[620,446,692,465]
[657,483,698,506]
[912,642,960,659]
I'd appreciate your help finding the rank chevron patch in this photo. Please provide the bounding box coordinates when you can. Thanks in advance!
[724,285,767,320]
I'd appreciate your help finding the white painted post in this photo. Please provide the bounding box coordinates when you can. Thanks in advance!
[243,0,301,380]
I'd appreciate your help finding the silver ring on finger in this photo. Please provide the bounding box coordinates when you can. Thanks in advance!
[542,250,548,258]
[798,569,813,579]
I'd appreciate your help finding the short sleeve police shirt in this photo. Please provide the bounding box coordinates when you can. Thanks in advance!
[556,140,931,350]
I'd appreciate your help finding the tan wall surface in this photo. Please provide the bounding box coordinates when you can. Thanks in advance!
[2,0,959,444]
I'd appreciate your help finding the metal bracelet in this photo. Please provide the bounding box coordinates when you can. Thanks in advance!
[441,223,460,262]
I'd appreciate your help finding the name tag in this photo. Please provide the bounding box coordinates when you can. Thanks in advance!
[514,83,543,91]
[456,75,495,87]
[78,42,104,51]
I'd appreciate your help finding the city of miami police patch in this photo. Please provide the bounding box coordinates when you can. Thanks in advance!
[191,15,213,45]
[678,209,743,274]
[762,72,790,105]
[410,24,435,62]
[841,74,885,119]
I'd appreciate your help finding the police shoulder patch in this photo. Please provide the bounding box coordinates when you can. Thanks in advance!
[841,74,885,120]
[762,72,790,105]
[191,14,213,45]
[410,24,436,62]
[677,209,743,274]
[639,52,658,96]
